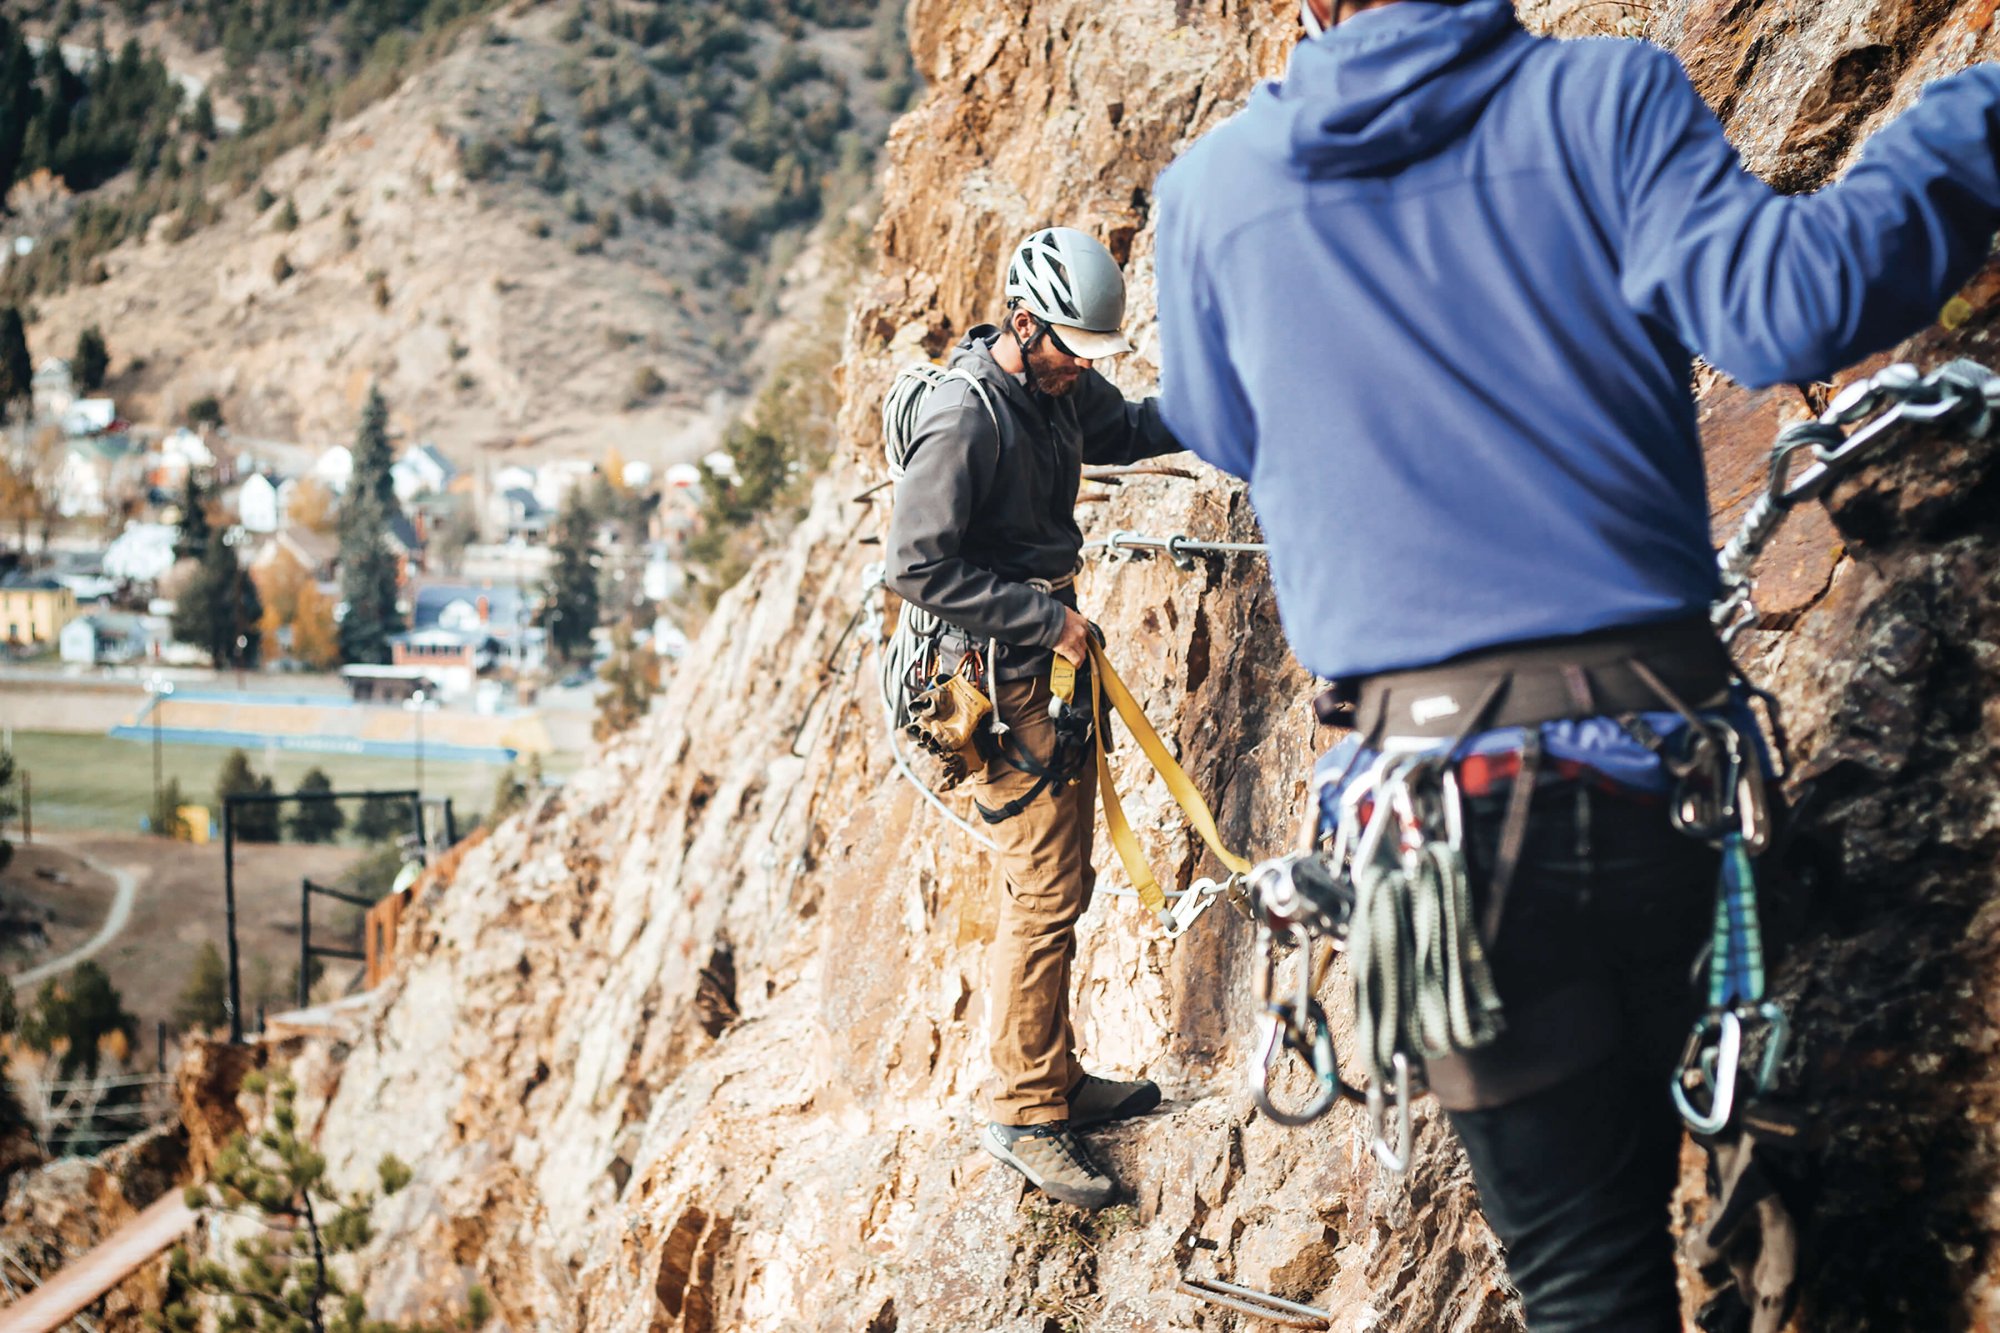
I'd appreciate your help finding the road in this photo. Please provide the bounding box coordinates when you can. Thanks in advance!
[5,849,139,989]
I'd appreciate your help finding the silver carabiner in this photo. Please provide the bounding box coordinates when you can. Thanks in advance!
[1367,1051,1414,1171]
[1249,923,1349,1127]
[1671,1010,1743,1135]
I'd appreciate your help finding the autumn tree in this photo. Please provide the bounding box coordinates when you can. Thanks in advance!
[593,621,659,740]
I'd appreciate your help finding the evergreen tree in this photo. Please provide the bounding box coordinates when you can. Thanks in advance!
[542,491,600,665]
[161,1071,491,1333]
[351,792,409,845]
[214,750,279,842]
[172,470,211,562]
[173,941,227,1031]
[171,533,262,668]
[0,747,14,876]
[0,307,29,423]
[73,324,108,391]
[18,961,136,1079]
[286,767,344,843]
[149,775,187,840]
[336,387,408,665]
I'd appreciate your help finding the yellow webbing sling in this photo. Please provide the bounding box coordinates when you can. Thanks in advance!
[1049,646,1251,927]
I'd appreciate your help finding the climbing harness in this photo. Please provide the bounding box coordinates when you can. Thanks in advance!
[1234,358,2000,1189]
[1714,358,2000,642]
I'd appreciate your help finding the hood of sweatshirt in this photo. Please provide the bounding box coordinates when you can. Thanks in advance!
[1257,0,1535,177]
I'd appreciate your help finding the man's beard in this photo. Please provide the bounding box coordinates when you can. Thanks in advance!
[1029,352,1083,395]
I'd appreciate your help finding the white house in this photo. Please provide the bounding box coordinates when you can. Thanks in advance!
[61,398,117,436]
[664,462,702,489]
[532,459,595,514]
[238,474,281,533]
[55,435,135,518]
[621,460,654,489]
[154,428,217,488]
[390,442,457,503]
[59,611,157,665]
[492,464,537,496]
[486,487,549,544]
[103,523,178,584]
[312,444,354,495]
[32,358,74,423]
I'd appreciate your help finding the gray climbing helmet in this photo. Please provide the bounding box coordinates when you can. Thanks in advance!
[1003,227,1133,360]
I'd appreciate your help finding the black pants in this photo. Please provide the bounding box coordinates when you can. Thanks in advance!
[1443,779,1720,1333]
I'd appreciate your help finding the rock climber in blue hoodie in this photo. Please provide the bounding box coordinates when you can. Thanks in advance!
[1154,0,2000,1329]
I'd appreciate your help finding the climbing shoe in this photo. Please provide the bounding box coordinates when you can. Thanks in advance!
[982,1122,1119,1210]
[1067,1073,1162,1128]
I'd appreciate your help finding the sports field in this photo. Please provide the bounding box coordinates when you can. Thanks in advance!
[4,730,574,834]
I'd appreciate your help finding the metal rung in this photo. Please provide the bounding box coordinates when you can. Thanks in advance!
[1177,1276,1332,1329]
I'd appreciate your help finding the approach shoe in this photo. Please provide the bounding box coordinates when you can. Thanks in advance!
[1068,1072,1162,1128]
[982,1122,1120,1210]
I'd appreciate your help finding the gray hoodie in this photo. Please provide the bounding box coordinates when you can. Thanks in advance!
[887,327,1182,680]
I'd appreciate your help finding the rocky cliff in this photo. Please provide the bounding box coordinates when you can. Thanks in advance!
[157,1,2000,1331]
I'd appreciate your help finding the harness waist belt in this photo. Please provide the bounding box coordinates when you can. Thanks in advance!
[1331,616,1731,742]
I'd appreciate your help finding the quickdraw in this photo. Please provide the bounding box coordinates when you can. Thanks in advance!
[1714,358,2000,643]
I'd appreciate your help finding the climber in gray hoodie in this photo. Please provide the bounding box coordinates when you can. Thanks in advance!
[887,227,1182,1209]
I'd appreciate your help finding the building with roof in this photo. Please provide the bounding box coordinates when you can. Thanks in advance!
[56,434,139,518]
[104,523,179,585]
[0,573,77,644]
[391,443,458,503]
[59,611,161,664]
[238,474,281,533]
[252,526,340,583]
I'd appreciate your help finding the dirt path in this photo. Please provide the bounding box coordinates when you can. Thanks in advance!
[6,852,139,988]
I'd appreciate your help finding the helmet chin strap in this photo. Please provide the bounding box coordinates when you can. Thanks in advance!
[1301,0,1329,34]
[1007,303,1053,396]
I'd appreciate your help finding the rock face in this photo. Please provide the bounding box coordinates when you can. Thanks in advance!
[252,2,2000,1331]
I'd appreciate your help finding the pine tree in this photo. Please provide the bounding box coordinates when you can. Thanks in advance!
[286,768,345,843]
[215,750,279,842]
[0,748,14,876]
[173,941,227,1031]
[542,491,600,665]
[73,325,108,391]
[351,792,410,845]
[173,471,211,562]
[336,387,409,665]
[171,534,262,668]
[149,775,187,840]
[0,307,30,423]
[163,1071,492,1333]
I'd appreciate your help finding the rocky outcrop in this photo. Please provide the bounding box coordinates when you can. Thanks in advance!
[0,1124,187,1329]
[230,2,2000,1331]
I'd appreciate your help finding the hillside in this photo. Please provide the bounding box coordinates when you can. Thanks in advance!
[12,0,2000,1329]
[8,0,909,465]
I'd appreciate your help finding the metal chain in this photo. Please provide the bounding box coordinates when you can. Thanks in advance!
[1713,359,2000,643]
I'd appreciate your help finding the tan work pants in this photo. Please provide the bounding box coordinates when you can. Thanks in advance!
[972,673,1097,1126]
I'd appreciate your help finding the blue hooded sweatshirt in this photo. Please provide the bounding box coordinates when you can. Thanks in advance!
[1155,1,2000,681]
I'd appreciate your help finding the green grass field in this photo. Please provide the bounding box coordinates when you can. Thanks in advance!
[5,730,575,835]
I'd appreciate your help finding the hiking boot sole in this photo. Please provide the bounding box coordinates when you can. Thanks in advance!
[981,1125,1119,1210]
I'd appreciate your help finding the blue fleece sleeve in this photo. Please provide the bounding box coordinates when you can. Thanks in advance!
[1617,50,2000,387]
[1155,165,1259,479]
